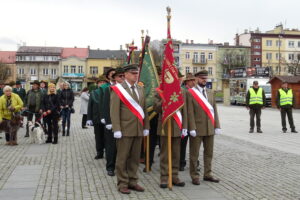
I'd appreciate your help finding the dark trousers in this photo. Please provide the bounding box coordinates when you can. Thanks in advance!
[280,107,295,131]
[26,112,41,134]
[45,115,58,140]
[61,108,71,133]
[104,128,116,171]
[249,107,262,130]
[82,114,87,128]
[94,123,105,156]
[180,134,189,168]
[149,115,159,167]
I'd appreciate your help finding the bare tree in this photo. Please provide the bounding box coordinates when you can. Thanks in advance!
[0,61,11,82]
[282,53,300,76]
[219,49,249,76]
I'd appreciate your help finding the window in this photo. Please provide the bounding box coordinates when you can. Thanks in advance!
[78,66,83,73]
[200,52,205,63]
[6,68,11,75]
[44,56,48,61]
[193,52,199,62]
[288,41,295,48]
[43,68,48,75]
[52,56,58,61]
[253,51,261,55]
[30,68,36,75]
[193,67,197,73]
[51,69,57,75]
[288,53,295,60]
[266,53,272,60]
[266,40,272,46]
[254,58,260,61]
[185,52,190,59]
[64,65,68,73]
[298,41,300,48]
[253,38,261,42]
[18,68,24,74]
[276,53,281,60]
[185,66,190,74]
[208,67,213,75]
[71,65,76,73]
[208,53,213,60]
[276,40,282,47]
[254,45,260,49]
[90,66,98,75]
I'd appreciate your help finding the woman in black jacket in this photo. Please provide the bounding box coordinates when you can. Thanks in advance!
[42,83,61,144]
[59,82,74,136]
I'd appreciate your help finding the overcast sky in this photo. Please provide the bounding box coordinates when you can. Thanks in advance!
[1,0,300,51]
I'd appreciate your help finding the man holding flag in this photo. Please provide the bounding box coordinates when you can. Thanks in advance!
[187,70,221,185]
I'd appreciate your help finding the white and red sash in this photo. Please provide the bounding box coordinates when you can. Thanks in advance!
[188,87,215,127]
[156,88,182,129]
[111,83,144,125]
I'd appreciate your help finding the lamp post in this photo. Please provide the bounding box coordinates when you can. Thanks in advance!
[278,34,283,75]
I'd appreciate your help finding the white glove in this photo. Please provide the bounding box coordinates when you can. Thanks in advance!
[190,130,197,137]
[215,128,221,135]
[181,129,188,137]
[86,120,93,126]
[101,118,106,124]
[106,124,112,130]
[143,129,149,136]
[114,131,122,139]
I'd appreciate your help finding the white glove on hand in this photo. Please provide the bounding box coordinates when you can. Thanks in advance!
[101,118,106,124]
[181,129,188,137]
[106,124,112,130]
[143,129,149,136]
[190,130,197,137]
[86,120,93,126]
[215,128,221,135]
[114,131,122,139]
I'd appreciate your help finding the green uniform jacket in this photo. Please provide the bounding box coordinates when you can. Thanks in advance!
[87,87,103,125]
[154,89,188,137]
[103,86,112,125]
[110,82,150,136]
[13,87,26,102]
[99,83,111,119]
[187,87,220,136]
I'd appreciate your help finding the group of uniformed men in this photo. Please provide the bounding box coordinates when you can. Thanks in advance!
[87,64,221,194]
[246,81,297,133]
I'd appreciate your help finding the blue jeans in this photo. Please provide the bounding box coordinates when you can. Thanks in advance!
[61,108,71,133]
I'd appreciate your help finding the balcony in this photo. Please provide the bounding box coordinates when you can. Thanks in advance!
[193,59,207,65]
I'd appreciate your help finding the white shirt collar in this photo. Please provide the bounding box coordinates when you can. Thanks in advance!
[125,80,137,88]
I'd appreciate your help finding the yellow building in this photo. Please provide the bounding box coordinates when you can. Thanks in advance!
[86,49,126,83]
[180,42,220,90]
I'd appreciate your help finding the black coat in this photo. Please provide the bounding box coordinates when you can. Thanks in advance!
[60,89,74,107]
[41,94,61,117]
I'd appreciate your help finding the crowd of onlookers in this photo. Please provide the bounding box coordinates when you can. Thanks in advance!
[0,80,75,145]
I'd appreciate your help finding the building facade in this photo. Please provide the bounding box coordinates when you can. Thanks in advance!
[60,47,88,92]
[86,49,126,84]
[16,46,62,90]
[0,51,16,83]
[180,42,219,90]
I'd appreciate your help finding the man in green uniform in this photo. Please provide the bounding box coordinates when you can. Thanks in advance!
[103,67,124,176]
[110,64,149,194]
[246,81,266,133]
[13,81,26,102]
[87,76,108,159]
[187,70,221,185]
[0,81,5,97]
[276,81,297,133]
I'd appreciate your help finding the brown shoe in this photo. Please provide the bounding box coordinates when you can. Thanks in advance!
[5,142,10,145]
[173,178,185,187]
[129,184,145,192]
[192,178,200,185]
[160,180,168,189]
[203,176,220,183]
[119,187,131,194]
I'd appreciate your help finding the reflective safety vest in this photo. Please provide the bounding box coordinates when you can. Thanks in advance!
[249,88,263,105]
[279,88,293,106]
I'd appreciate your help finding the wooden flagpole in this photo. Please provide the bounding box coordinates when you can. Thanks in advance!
[167,118,172,190]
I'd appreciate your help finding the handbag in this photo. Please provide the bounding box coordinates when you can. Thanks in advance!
[70,108,75,114]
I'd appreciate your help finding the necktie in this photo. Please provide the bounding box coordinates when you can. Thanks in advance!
[131,85,139,102]
[202,89,207,99]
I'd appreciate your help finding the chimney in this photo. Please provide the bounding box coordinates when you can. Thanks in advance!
[74,46,77,48]
[186,39,189,44]
[120,45,123,50]
[224,42,230,46]
[235,33,239,46]
[87,45,90,49]
[209,40,213,44]
[191,40,194,44]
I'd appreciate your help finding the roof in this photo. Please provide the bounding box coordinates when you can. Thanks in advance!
[0,51,16,64]
[17,46,62,55]
[88,49,126,59]
[61,48,88,59]
[181,43,222,47]
[269,76,300,84]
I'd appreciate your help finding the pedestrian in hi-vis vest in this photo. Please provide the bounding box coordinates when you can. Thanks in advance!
[276,81,298,133]
[246,81,266,133]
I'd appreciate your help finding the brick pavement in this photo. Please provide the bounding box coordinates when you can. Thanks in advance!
[0,100,299,200]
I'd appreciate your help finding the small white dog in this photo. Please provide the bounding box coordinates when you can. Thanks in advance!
[28,121,45,144]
